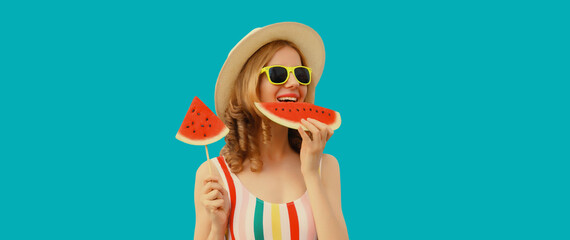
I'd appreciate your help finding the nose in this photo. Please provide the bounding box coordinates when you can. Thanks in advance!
[284,70,299,88]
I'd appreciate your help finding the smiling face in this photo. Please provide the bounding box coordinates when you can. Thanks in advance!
[258,46,308,104]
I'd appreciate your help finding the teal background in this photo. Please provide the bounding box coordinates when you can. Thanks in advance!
[1,0,568,239]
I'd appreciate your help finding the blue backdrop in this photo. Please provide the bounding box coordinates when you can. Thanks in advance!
[1,0,568,239]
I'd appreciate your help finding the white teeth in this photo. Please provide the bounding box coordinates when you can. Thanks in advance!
[277,97,297,102]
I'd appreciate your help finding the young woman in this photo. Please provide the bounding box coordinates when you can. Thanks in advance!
[194,22,348,240]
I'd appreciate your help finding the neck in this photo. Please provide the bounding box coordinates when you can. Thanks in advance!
[258,121,294,164]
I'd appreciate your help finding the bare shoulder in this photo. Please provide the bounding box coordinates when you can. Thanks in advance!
[322,154,340,169]
[321,154,340,179]
[195,158,222,182]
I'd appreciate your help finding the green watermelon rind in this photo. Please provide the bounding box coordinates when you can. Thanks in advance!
[175,126,229,146]
[254,102,341,131]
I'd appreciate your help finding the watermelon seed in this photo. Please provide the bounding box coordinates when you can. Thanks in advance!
[193,130,196,133]
[296,109,299,111]
[328,113,331,116]
[206,118,208,121]
[201,125,204,127]
[204,134,206,137]
[197,112,200,116]
[191,121,194,125]
[192,109,195,113]
[186,126,189,128]
[282,108,285,111]
[322,111,325,114]
[275,108,278,111]
[209,124,211,127]
[309,108,312,111]
[289,109,291,112]
[303,108,305,111]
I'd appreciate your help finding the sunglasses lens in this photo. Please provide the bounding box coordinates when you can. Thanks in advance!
[268,67,288,84]
[294,67,311,84]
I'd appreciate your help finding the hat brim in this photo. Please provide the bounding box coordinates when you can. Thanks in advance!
[214,22,325,118]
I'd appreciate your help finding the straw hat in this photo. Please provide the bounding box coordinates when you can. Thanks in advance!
[214,22,325,118]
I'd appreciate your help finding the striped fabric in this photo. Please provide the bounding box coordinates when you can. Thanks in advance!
[212,156,318,240]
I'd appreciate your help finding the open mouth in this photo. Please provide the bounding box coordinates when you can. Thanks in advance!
[277,97,298,102]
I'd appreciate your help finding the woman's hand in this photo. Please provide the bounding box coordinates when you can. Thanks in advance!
[201,175,230,232]
[297,118,334,176]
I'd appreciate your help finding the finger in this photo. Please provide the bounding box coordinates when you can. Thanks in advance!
[203,176,220,185]
[205,189,223,200]
[202,182,212,195]
[206,181,224,191]
[298,126,310,141]
[301,119,319,135]
[210,199,224,209]
[205,199,224,210]
[307,118,328,142]
[203,182,225,195]
[302,119,321,143]
[307,118,328,129]
[307,119,334,142]
[326,126,334,141]
[205,190,216,200]
[299,119,313,141]
[202,181,218,194]
[299,119,313,142]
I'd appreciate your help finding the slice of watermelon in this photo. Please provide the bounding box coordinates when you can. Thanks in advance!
[254,102,341,131]
[176,96,229,145]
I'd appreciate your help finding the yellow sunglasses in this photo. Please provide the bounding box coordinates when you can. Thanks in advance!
[260,65,312,86]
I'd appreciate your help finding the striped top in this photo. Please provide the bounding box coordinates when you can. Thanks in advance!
[212,156,318,240]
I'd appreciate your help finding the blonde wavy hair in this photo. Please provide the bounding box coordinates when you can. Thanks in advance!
[220,40,309,173]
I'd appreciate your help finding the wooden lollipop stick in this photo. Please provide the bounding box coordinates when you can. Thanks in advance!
[205,145,212,175]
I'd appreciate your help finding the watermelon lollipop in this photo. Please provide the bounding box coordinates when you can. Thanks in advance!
[176,96,229,145]
[254,102,341,130]
[176,96,229,174]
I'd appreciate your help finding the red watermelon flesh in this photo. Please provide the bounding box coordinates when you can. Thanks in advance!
[254,102,341,131]
[176,96,229,145]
